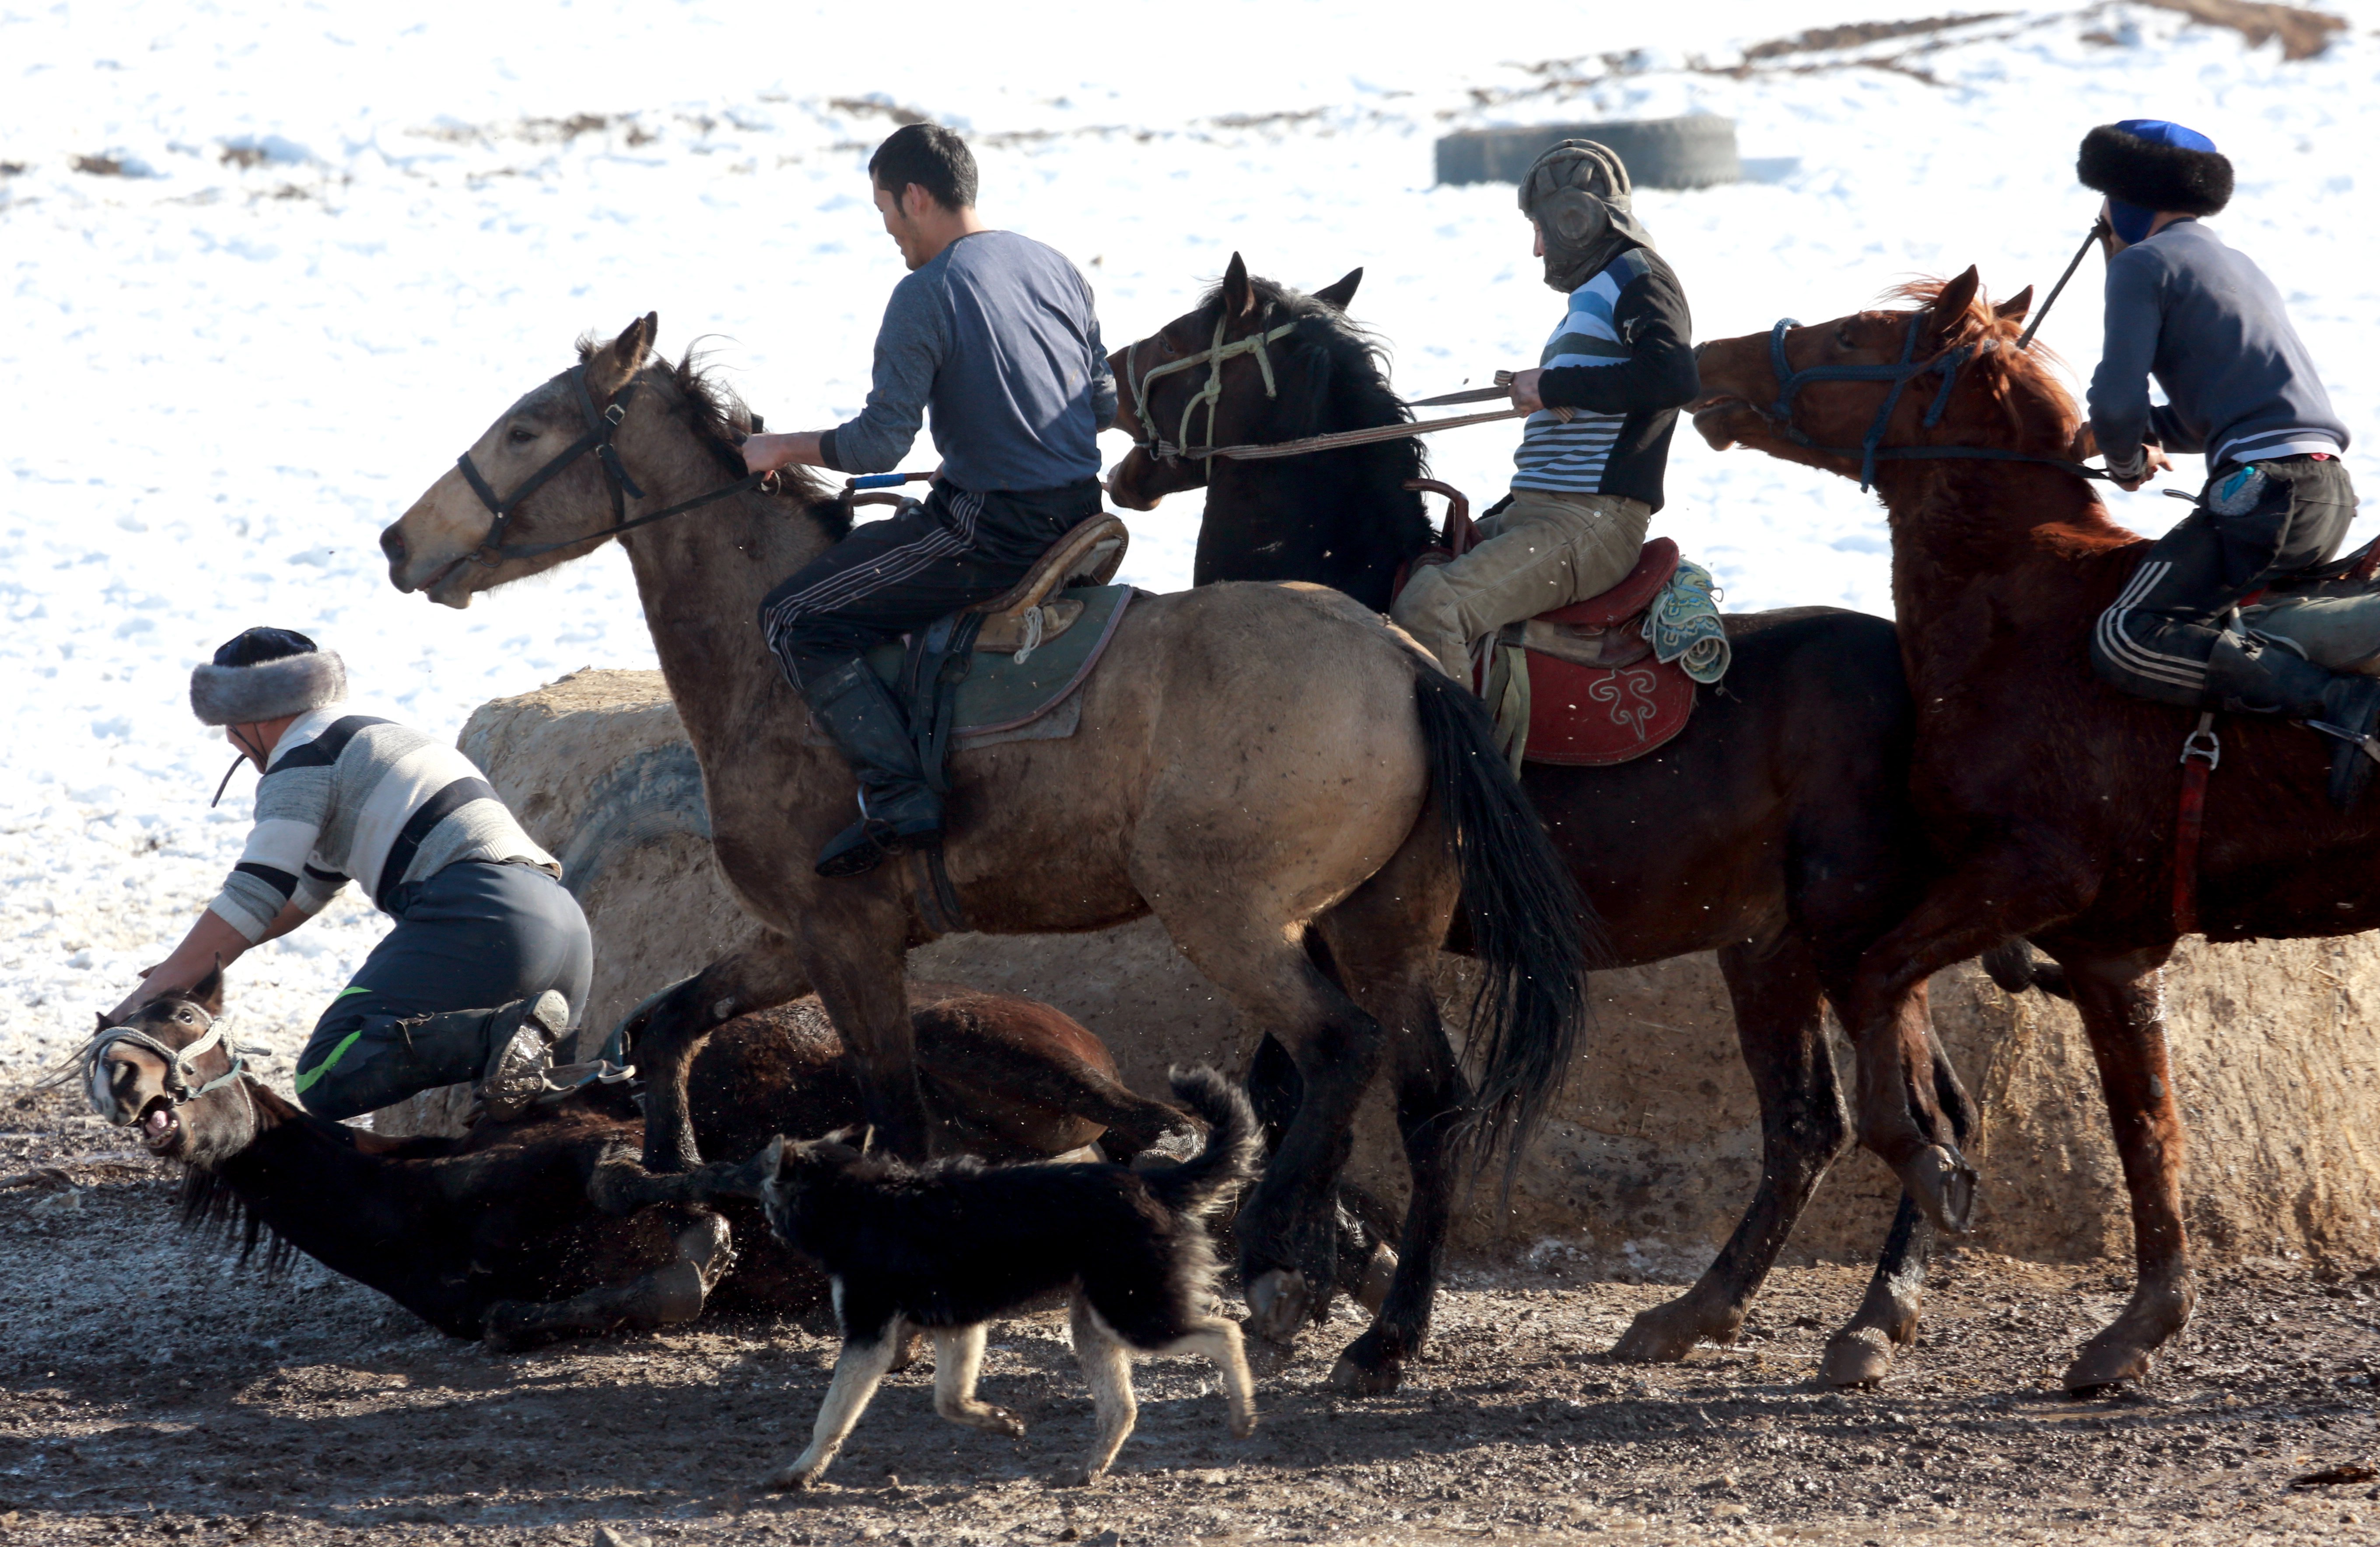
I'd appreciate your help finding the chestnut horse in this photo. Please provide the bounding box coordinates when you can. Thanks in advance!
[1695,267,2380,1389]
[377,316,1589,1394]
[1108,256,1998,1387]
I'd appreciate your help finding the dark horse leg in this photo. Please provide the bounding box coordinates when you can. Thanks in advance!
[2047,944,2195,1390]
[481,1209,733,1351]
[1613,937,1848,1360]
[1818,992,1980,1387]
[631,930,815,1171]
[1303,825,1468,1395]
[1841,853,2086,1228]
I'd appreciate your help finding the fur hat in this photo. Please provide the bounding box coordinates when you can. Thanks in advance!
[189,627,347,726]
[2076,120,2233,217]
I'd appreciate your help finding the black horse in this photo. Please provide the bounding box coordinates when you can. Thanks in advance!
[1110,254,1998,1390]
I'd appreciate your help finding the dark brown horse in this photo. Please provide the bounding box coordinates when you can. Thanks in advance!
[1694,266,2380,1389]
[1110,255,1996,1387]
[92,970,1224,1348]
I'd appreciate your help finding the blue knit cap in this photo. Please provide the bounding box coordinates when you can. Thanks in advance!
[2106,119,2217,243]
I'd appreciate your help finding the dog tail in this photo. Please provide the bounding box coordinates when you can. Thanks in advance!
[1139,1065,1263,1220]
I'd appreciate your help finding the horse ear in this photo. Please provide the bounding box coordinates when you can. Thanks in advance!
[94,1011,110,1034]
[1222,253,1255,318]
[1993,285,2035,326]
[192,961,226,1016]
[1311,267,1363,311]
[586,312,658,398]
[1926,268,1981,341]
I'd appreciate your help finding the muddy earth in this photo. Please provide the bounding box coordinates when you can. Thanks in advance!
[5,1085,2378,1547]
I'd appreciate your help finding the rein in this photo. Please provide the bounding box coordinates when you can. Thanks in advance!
[1763,314,2117,492]
[83,1008,245,1120]
[1122,314,1531,465]
[457,363,771,564]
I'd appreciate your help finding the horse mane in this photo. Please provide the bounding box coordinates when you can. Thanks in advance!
[574,336,854,542]
[1883,276,2086,467]
[1185,274,1435,573]
[177,1096,302,1279]
[1208,276,1428,467]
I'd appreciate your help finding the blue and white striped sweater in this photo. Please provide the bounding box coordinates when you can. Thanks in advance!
[1512,248,1652,495]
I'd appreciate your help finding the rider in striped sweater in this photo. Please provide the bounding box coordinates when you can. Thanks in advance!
[105,628,592,1121]
[1390,140,1701,681]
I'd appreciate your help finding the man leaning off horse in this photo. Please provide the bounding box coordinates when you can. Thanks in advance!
[1389,140,1701,682]
[739,123,1116,878]
[2075,118,2380,806]
[105,628,592,1122]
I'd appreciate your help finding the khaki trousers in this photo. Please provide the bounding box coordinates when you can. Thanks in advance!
[1390,489,1652,679]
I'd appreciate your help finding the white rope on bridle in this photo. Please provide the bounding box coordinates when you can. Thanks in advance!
[71,1009,248,1121]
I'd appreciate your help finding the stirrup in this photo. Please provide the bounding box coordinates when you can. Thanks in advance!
[2309,719,2380,812]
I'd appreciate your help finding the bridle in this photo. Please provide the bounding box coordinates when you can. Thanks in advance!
[1126,310,1302,462]
[84,1007,246,1121]
[454,364,771,566]
[1762,313,2114,491]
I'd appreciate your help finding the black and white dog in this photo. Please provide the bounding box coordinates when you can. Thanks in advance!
[758,1065,1261,1488]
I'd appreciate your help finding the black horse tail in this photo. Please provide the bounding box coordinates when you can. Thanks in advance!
[1410,670,1596,1181]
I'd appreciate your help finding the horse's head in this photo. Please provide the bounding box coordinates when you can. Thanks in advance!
[84,968,260,1169]
[1106,253,1365,511]
[1692,267,2072,487]
[380,314,668,607]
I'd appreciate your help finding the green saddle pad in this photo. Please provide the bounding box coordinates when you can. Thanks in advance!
[862,585,1136,740]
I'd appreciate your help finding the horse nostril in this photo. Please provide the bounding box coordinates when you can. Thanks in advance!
[379,525,406,564]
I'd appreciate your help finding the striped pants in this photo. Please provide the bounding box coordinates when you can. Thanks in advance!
[759,478,1102,690]
[2090,455,2358,708]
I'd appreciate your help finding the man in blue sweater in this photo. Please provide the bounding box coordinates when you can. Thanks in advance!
[742,124,1115,876]
[2078,119,2379,805]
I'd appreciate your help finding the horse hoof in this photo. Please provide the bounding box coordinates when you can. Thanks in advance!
[1328,1351,1404,1396]
[1245,1270,1312,1345]
[2063,1339,2151,1393]
[1900,1145,1978,1233]
[1820,1326,1895,1389]
[1610,1303,1705,1364]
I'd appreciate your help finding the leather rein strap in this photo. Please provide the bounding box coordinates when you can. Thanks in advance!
[2172,712,2221,935]
[458,364,770,564]
[1764,314,2118,492]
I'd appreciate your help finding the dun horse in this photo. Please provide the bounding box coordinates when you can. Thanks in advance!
[1695,268,2380,1388]
[1106,256,1985,1386]
[92,972,1201,1346]
[378,315,1588,1393]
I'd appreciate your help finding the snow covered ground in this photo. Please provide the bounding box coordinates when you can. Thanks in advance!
[6,0,2378,1079]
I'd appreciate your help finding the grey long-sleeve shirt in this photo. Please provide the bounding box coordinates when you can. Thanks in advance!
[818,230,1116,494]
[2088,220,2348,476]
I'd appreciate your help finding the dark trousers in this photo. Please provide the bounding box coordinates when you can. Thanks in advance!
[2091,455,2359,707]
[293,860,594,1120]
[758,478,1102,689]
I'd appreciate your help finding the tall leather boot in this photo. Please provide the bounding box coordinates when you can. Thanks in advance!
[395,990,573,1121]
[2204,630,2380,810]
[798,655,945,878]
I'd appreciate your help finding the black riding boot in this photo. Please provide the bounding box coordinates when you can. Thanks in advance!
[799,655,945,878]
[340,990,573,1122]
[2205,630,2380,810]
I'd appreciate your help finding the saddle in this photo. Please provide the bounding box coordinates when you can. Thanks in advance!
[1395,478,1712,768]
[969,514,1130,653]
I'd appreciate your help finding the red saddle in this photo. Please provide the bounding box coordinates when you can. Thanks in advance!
[1395,480,1696,767]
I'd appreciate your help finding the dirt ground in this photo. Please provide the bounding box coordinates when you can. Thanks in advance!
[5,1085,2380,1547]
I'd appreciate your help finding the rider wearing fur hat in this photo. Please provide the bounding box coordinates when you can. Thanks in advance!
[107,627,593,1121]
[2077,119,2379,805]
[1390,139,1701,681]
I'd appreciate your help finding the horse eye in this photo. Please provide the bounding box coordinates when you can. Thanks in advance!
[1158,336,1179,357]
[1834,326,1856,350]
[507,425,538,446]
